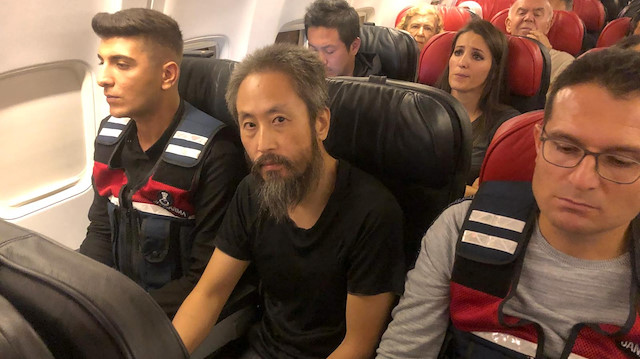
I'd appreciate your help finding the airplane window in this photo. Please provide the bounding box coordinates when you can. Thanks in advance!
[0,61,94,219]
[184,36,226,59]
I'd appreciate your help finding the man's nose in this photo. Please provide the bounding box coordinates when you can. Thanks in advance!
[97,66,113,88]
[256,126,277,154]
[567,154,600,190]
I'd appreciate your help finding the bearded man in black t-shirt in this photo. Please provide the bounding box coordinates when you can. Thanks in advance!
[172,43,405,359]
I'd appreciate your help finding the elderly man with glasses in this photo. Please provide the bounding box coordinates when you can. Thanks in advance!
[377,47,640,359]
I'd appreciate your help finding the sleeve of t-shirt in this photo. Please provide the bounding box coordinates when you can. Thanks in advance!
[345,192,406,296]
[212,176,255,261]
[376,200,470,359]
[79,179,114,266]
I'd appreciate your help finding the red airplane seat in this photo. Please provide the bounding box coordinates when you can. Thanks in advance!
[418,33,549,113]
[417,31,456,86]
[455,0,512,20]
[547,10,585,56]
[578,46,605,57]
[441,6,474,31]
[573,0,606,32]
[596,17,631,47]
[491,9,585,56]
[395,5,412,28]
[479,110,544,183]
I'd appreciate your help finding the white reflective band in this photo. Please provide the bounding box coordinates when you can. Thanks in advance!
[165,144,201,159]
[99,128,122,138]
[108,117,131,125]
[108,196,120,206]
[173,131,208,145]
[471,332,588,359]
[109,196,194,219]
[462,230,518,254]
[469,210,526,233]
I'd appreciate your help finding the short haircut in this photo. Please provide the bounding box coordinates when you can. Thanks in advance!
[92,8,183,60]
[436,20,510,135]
[396,5,443,34]
[613,34,640,50]
[304,0,360,48]
[544,48,640,124]
[226,43,329,124]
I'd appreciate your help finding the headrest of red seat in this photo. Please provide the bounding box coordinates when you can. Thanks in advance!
[441,6,474,31]
[395,5,472,31]
[417,32,456,86]
[573,0,606,32]
[492,9,584,56]
[507,36,544,97]
[455,0,512,20]
[596,17,631,47]
[418,32,545,100]
[547,10,585,55]
[479,110,544,183]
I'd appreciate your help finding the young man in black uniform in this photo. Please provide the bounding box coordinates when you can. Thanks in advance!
[173,43,405,359]
[79,8,246,318]
[304,0,382,77]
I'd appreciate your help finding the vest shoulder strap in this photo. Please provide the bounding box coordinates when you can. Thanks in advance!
[161,102,226,168]
[96,116,132,146]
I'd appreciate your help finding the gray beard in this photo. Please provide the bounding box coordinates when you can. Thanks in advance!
[251,140,323,223]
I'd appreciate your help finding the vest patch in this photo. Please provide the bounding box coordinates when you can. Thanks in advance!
[154,191,188,218]
[618,340,640,358]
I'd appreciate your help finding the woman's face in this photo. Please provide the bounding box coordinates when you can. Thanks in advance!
[406,14,439,50]
[447,31,493,96]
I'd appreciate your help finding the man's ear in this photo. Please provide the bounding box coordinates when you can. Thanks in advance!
[533,123,543,155]
[161,61,179,90]
[315,107,331,141]
[505,16,513,34]
[350,37,361,55]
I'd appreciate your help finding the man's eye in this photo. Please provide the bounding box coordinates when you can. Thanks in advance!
[242,122,256,130]
[273,116,286,124]
[117,63,130,70]
[553,141,581,154]
[602,154,639,168]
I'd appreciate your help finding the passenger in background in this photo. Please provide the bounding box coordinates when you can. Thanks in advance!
[304,0,382,77]
[377,47,640,359]
[396,5,443,52]
[614,34,640,50]
[457,1,484,18]
[629,12,640,36]
[435,20,519,196]
[79,8,246,318]
[173,44,405,359]
[506,0,574,89]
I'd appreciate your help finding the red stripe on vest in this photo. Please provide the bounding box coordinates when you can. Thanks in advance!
[93,161,127,198]
[132,177,194,218]
[572,318,640,358]
[450,282,539,344]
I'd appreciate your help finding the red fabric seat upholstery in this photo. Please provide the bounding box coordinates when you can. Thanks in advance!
[491,9,585,56]
[479,110,544,183]
[455,0,512,20]
[596,17,631,47]
[573,0,606,32]
[417,32,549,112]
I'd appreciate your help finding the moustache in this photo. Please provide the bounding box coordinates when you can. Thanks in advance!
[251,153,295,175]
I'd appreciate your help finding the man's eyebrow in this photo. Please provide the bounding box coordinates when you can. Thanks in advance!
[97,54,136,63]
[546,131,640,154]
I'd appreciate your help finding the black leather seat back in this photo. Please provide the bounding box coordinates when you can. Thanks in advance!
[0,221,189,359]
[326,77,471,266]
[0,294,54,359]
[359,25,420,81]
[178,57,238,127]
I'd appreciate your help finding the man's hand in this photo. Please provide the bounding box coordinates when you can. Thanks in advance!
[526,30,552,49]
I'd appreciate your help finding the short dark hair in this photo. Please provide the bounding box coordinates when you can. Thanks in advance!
[545,48,640,124]
[92,8,183,59]
[304,0,360,48]
[436,20,510,135]
[226,44,328,124]
[614,34,640,50]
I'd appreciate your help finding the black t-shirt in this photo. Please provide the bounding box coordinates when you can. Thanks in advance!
[214,160,405,359]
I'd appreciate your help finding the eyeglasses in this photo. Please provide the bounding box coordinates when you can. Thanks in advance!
[539,132,640,184]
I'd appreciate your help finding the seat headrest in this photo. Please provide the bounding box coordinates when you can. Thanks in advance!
[492,9,585,56]
[479,110,544,183]
[417,32,549,112]
[441,6,474,31]
[547,11,585,55]
[0,294,54,359]
[178,57,238,127]
[574,0,606,32]
[0,221,189,359]
[359,25,419,81]
[596,17,631,47]
[325,77,471,266]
